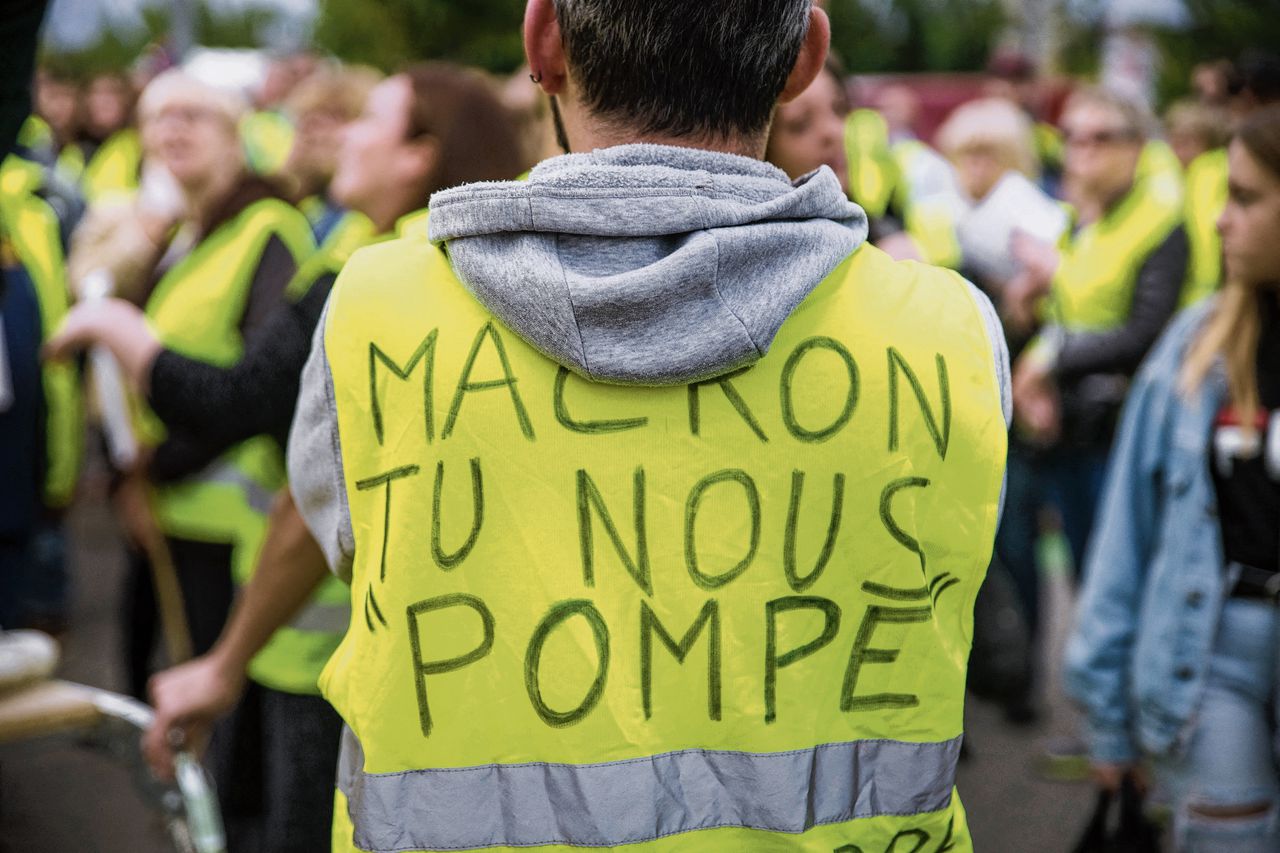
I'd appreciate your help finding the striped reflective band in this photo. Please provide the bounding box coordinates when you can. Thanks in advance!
[199,461,276,515]
[337,728,961,851]
[288,599,350,634]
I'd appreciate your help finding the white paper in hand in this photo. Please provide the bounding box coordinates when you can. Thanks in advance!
[956,172,1068,283]
[80,270,140,470]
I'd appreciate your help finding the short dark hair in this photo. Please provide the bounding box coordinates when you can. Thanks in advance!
[552,0,813,140]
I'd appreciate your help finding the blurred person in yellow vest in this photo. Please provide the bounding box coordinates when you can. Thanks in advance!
[75,71,143,203]
[28,68,79,176]
[77,65,315,848]
[0,148,83,634]
[1006,86,1190,776]
[1178,52,1280,310]
[277,64,383,251]
[1008,85,1188,586]
[875,83,960,224]
[241,53,315,177]
[1167,99,1230,308]
[50,61,526,853]
[767,54,915,252]
[164,1,1009,849]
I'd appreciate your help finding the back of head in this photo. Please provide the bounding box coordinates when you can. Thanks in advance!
[552,0,812,141]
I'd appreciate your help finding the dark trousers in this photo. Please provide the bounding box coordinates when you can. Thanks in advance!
[0,522,69,631]
[995,441,1110,643]
[209,681,344,853]
[122,537,236,699]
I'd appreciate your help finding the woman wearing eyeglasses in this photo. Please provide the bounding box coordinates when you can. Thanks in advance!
[1066,103,1280,851]
[1001,87,1189,596]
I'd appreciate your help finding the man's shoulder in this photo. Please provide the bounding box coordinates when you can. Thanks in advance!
[340,232,451,291]
[836,243,983,318]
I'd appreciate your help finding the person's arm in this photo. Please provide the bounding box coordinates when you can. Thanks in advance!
[147,274,333,451]
[142,489,331,780]
[288,295,356,581]
[145,234,301,481]
[1050,227,1190,380]
[1062,307,1203,774]
[43,269,332,456]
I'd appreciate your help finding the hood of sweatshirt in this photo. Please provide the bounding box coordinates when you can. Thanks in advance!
[426,143,867,385]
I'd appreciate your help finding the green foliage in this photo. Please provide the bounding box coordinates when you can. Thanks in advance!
[40,1,287,79]
[1154,0,1280,108]
[828,0,1007,74]
[195,3,275,50]
[40,28,142,79]
[314,0,526,73]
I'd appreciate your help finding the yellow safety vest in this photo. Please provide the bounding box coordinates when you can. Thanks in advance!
[141,198,332,691]
[843,109,900,220]
[1180,146,1228,307]
[321,231,1006,851]
[17,115,52,152]
[1049,176,1184,332]
[1034,121,1063,173]
[903,195,964,269]
[1135,139,1185,205]
[241,111,295,177]
[80,129,142,203]
[256,209,421,693]
[0,161,82,508]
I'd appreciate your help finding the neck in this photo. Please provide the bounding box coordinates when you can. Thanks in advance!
[558,98,765,159]
[361,190,422,235]
[1078,179,1134,225]
[182,165,242,224]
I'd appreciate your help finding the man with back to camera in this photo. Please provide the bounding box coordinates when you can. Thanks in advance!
[290,1,1012,849]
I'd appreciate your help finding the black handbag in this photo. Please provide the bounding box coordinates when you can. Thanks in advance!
[1071,774,1162,853]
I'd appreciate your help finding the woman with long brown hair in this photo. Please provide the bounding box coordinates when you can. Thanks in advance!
[1066,103,1280,851]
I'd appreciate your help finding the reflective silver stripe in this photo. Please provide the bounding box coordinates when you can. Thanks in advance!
[337,725,361,799]
[198,461,276,515]
[288,599,350,634]
[340,731,961,851]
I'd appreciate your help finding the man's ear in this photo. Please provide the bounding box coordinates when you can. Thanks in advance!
[778,6,831,105]
[524,0,568,96]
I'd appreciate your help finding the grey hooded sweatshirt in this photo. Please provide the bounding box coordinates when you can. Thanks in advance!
[288,145,1010,578]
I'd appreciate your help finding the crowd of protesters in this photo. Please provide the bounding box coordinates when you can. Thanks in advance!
[2,19,1280,851]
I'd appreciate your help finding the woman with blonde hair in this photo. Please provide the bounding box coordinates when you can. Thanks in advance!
[1066,103,1280,851]
[907,96,1052,272]
[935,96,1039,191]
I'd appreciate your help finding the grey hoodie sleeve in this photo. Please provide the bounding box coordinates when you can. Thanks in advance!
[966,279,1013,430]
[962,279,1013,524]
[287,299,355,582]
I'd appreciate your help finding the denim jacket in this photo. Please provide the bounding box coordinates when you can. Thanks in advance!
[1064,298,1232,765]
